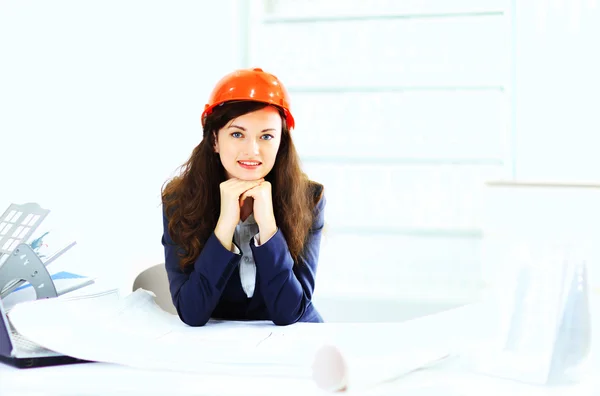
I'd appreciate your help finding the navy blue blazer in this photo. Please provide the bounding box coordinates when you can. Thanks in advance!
[162,194,326,326]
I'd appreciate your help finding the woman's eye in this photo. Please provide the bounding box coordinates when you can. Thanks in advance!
[231,132,243,138]
[261,134,274,140]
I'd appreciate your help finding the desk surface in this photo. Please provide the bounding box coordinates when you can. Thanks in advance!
[0,361,327,396]
[2,292,599,396]
[1,356,597,396]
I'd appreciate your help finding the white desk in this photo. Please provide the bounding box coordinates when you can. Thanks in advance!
[2,291,598,396]
[1,355,597,396]
[2,307,599,396]
[0,361,327,396]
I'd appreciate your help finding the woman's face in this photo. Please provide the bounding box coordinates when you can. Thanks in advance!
[214,106,283,181]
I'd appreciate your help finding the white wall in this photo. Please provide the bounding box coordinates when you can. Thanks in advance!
[513,0,600,182]
[247,0,600,303]
[248,0,511,303]
[0,0,244,289]
[483,0,600,294]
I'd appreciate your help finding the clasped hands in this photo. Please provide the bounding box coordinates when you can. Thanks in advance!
[214,178,277,250]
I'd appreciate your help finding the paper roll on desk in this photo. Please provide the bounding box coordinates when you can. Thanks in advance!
[312,344,451,392]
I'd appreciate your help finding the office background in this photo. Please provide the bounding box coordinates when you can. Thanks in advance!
[1,0,598,317]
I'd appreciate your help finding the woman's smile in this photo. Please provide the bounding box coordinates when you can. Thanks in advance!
[237,160,262,170]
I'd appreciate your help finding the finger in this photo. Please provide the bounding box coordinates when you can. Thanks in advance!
[223,179,263,201]
[239,191,250,207]
[234,179,263,194]
[240,185,262,204]
[239,188,255,203]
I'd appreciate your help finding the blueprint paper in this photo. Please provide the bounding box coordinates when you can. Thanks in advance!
[8,289,480,392]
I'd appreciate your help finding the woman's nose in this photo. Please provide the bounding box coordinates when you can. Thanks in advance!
[245,138,260,155]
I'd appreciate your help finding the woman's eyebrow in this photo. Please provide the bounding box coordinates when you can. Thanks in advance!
[228,124,277,133]
[228,124,246,131]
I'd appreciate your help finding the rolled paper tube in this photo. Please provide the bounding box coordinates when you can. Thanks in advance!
[312,344,348,392]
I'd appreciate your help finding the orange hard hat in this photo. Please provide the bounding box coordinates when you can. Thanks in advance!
[201,67,295,130]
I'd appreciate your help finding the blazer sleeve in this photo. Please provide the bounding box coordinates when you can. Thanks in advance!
[250,193,326,325]
[161,209,242,326]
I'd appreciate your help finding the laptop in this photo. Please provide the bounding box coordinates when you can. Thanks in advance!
[0,295,90,368]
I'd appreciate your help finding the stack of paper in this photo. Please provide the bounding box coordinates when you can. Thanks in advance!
[7,289,483,392]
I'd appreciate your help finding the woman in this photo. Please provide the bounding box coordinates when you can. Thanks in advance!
[161,68,326,326]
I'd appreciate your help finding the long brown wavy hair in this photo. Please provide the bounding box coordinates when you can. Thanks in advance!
[161,101,323,273]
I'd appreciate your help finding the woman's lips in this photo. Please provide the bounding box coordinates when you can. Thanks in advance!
[238,160,262,169]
